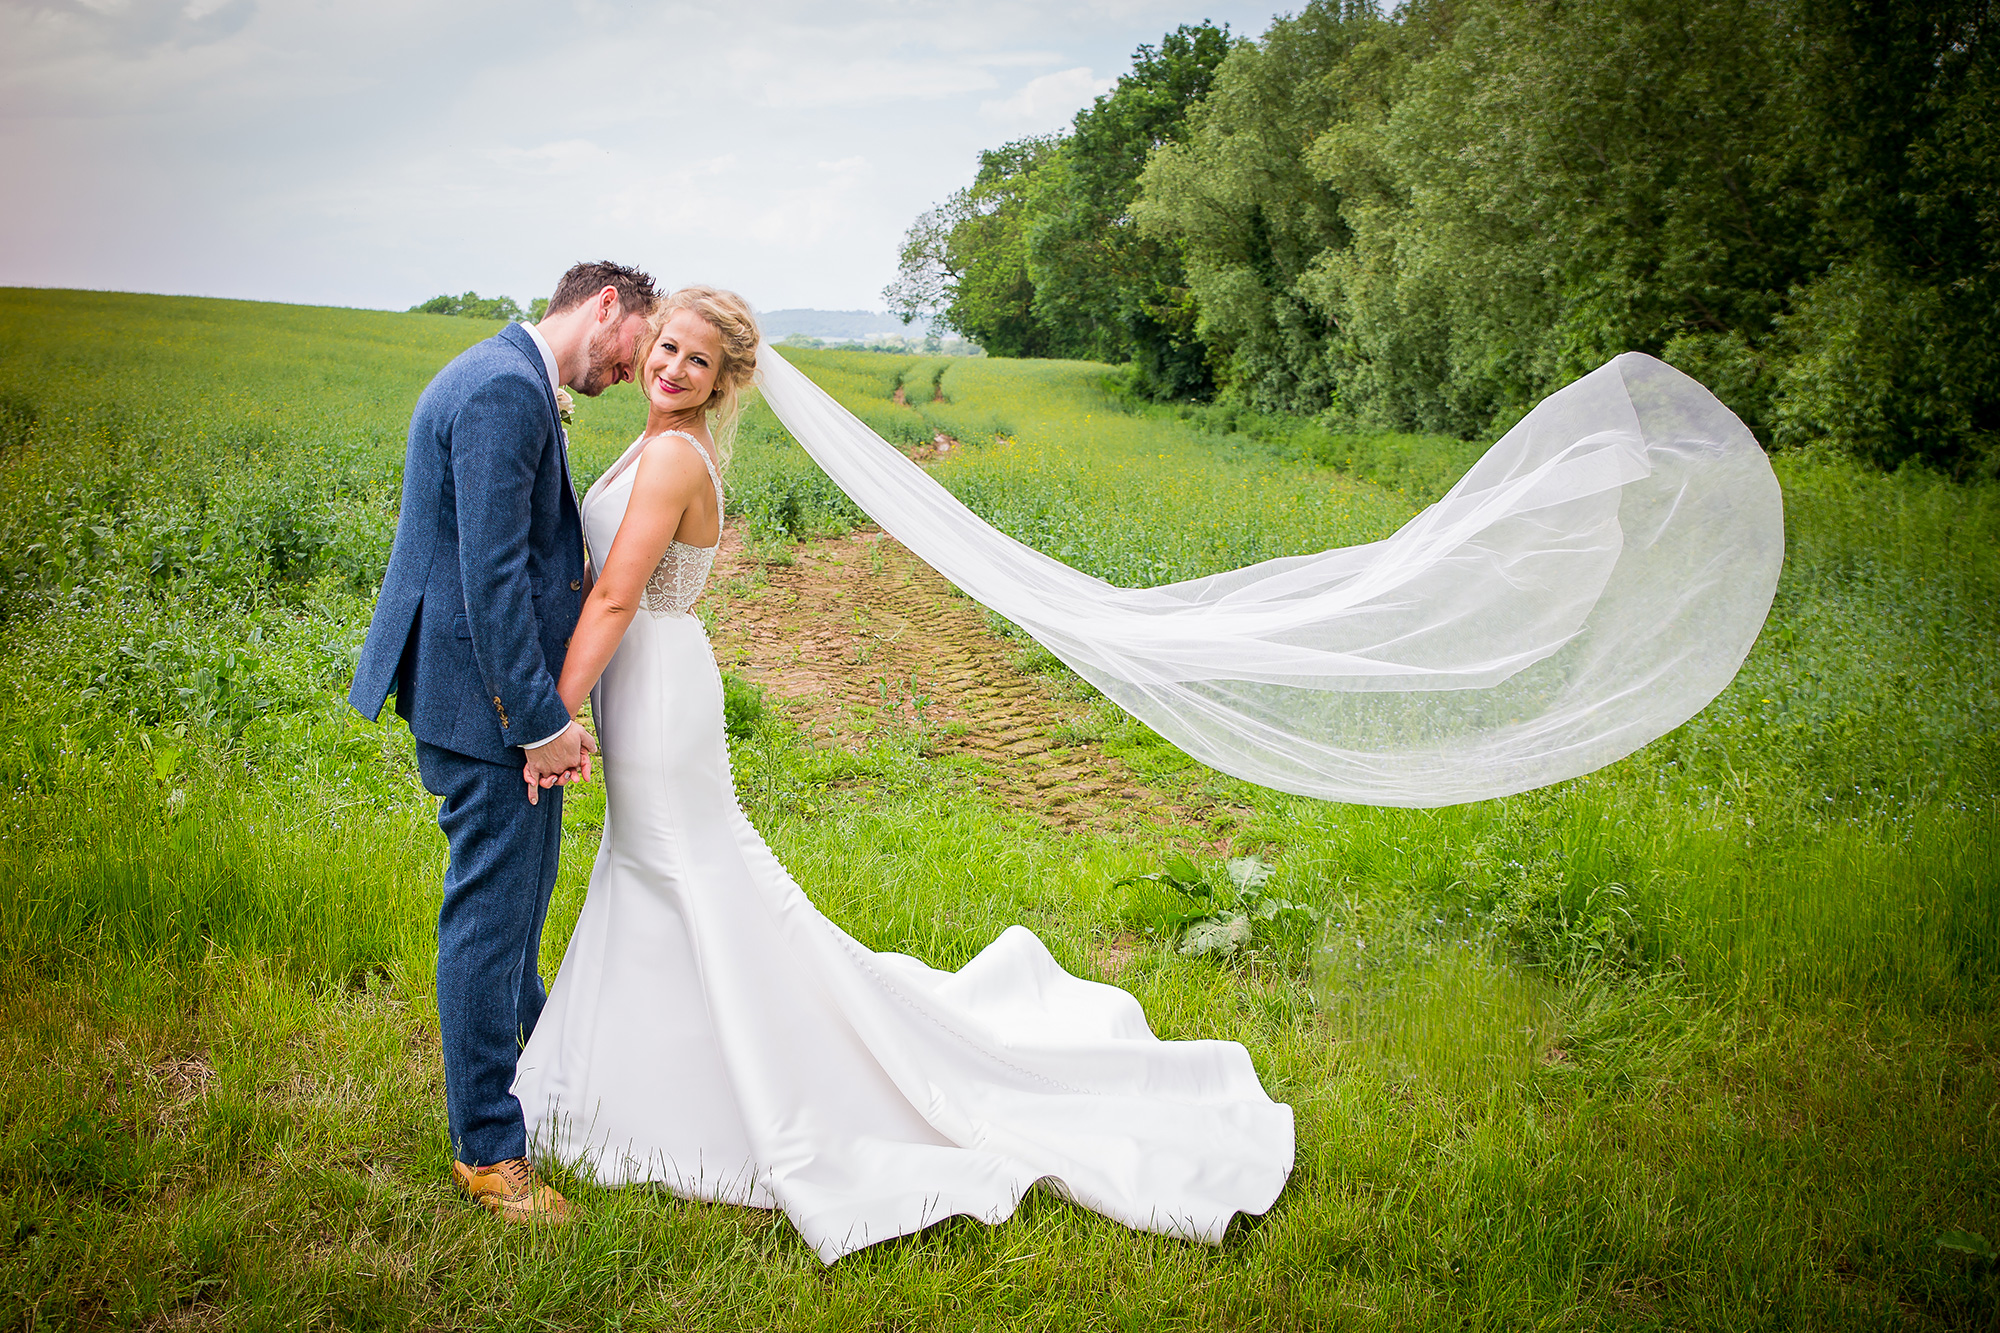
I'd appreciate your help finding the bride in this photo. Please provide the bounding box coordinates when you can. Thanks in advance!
[511,287,1296,1263]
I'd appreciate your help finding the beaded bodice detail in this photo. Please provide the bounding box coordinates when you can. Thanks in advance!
[643,536,718,617]
[641,431,725,618]
[585,429,725,620]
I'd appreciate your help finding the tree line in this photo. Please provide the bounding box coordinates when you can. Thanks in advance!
[889,0,1996,472]
[409,292,549,323]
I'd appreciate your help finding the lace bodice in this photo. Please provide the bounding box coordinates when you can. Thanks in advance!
[643,530,720,617]
[583,429,725,619]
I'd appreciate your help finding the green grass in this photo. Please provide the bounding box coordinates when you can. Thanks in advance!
[0,290,1995,1330]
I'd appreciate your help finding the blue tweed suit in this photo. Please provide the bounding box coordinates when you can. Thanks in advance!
[350,322,588,1167]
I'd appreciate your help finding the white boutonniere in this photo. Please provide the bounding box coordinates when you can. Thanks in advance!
[555,386,575,427]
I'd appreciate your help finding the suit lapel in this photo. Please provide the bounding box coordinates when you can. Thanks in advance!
[497,323,582,519]
[556,417,580,519]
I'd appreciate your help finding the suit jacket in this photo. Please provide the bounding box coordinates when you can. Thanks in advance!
[349,323,586,765]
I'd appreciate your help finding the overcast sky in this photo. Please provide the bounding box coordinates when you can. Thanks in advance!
[0,0,1292,314]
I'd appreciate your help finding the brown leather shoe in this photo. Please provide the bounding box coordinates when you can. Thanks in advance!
[452,1157,577,1224]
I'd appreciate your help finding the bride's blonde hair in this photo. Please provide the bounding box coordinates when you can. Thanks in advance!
[646,285,760,469]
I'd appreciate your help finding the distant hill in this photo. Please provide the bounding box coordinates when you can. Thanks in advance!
[755,309,918,342]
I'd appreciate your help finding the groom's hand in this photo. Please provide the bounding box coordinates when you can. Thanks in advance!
[523,722,596,805]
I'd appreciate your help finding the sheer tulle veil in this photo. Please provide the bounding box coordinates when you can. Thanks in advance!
[749,349,1784,807]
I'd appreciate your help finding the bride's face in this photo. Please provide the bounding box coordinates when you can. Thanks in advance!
[645,308,725,415]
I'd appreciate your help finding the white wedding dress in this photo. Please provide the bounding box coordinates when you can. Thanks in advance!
[512,429,1295,1264]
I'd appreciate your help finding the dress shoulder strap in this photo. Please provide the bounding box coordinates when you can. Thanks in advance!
[654,428,724,508]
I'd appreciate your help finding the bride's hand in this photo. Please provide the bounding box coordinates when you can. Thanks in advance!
[522,755,589,802]
[523,722,596,803]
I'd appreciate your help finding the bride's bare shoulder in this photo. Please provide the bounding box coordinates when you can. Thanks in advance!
[632,430,716,496]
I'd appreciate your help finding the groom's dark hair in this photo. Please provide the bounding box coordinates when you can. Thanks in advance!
[545,261,659,318]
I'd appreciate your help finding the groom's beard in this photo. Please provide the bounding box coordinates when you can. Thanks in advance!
[575,322,631,398]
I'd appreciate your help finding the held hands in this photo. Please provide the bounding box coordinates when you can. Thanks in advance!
[523,720,596,805]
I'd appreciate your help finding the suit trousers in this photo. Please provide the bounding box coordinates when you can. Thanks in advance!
[416,737,564,1167]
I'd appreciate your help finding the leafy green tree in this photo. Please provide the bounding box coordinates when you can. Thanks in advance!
[887,137,1079,357]
[890,26,1231,384]
[1769,0,1999,471]
[1021,22,1233,398]
[884,199,973,345]
[408,292,528,322]
[1134,2,1380,413]
[1304,0,1823,437]
[909,0,1993,468]
[1296,0,1995,467]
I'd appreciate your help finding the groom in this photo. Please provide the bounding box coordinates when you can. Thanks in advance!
[350,260,659,1222]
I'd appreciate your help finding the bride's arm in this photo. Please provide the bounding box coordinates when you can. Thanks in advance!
[555,438,712,717]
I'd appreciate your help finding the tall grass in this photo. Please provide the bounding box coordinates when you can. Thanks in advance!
[0,293,1994,1329]
[0,765,434,980]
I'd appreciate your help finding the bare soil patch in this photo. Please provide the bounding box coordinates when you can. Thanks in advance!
[706,527,1205,832]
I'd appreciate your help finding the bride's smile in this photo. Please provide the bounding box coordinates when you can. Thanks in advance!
[644,307,723,427]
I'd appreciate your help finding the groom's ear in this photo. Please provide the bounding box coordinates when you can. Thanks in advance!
[594,286,623,324]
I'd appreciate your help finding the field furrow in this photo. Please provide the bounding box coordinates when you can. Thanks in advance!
[707,525,1204,832]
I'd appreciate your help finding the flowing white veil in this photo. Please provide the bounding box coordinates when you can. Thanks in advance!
[750,349,1784,808]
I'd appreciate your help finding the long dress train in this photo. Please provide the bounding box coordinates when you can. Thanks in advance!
[511,429,1295,1264]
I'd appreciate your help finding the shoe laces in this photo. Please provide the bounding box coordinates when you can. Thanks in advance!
[490,1157,537,1196]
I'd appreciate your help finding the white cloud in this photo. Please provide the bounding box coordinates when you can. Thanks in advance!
[980,67,1116,134]
[0,0,1288,310]
[487,140,618,176]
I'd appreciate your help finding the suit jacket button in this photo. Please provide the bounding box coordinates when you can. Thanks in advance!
[570,580,582,591]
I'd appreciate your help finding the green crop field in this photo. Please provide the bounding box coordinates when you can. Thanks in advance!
[0,289,1995,1330]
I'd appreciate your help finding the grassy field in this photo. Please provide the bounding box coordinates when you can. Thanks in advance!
[0,290,1995,1330]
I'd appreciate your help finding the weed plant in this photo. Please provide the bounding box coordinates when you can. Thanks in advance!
[0,292,1994,1330]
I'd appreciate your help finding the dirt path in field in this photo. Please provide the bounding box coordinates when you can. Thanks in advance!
[705,526,1213,833]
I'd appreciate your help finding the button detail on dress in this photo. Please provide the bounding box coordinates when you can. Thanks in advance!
[570,580,582,591]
